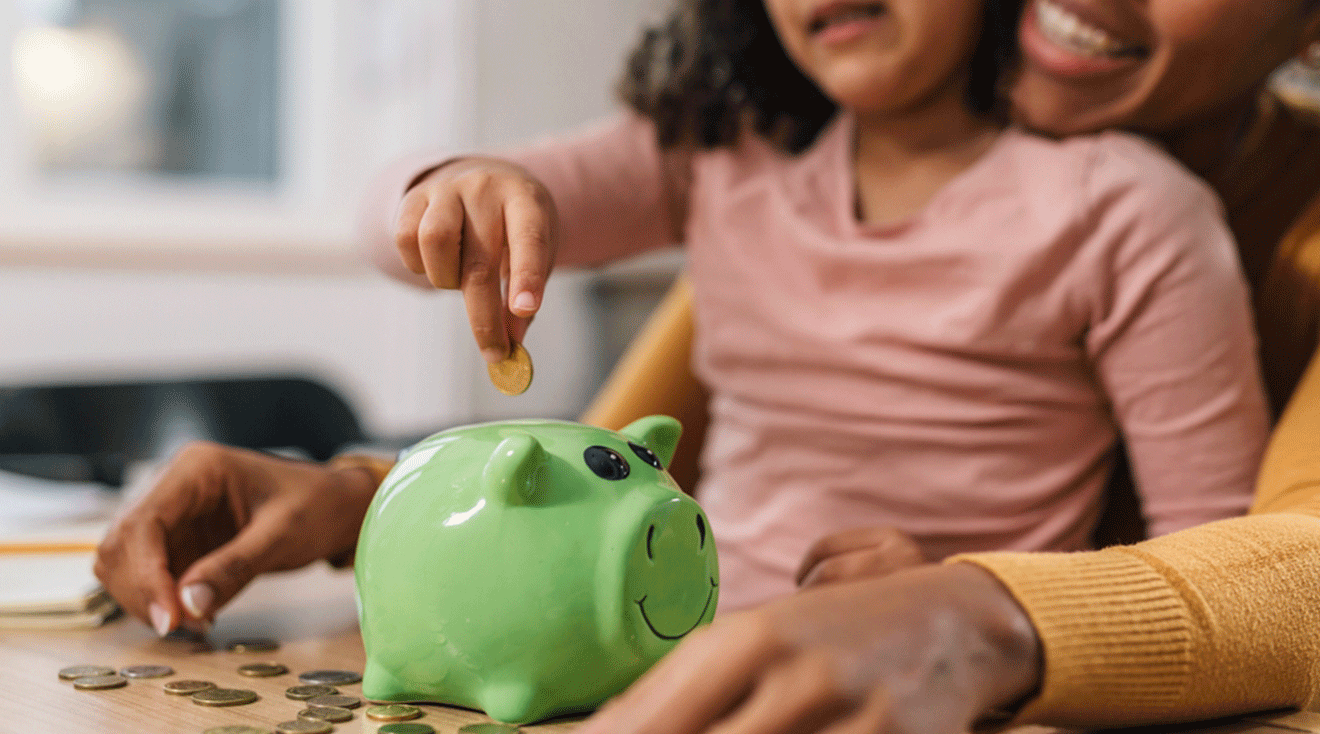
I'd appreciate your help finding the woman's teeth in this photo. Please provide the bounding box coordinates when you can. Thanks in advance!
[1036,0,1144,58]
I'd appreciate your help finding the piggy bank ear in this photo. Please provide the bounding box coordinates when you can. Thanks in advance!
[619,415,682,469]
[483,433,546,505]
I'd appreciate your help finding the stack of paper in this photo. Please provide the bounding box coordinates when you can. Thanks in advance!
[0,549,117,629]
[0,470,120,629]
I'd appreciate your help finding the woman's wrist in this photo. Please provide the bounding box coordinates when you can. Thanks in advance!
[941,562,1043,720]
[323,454,393,566]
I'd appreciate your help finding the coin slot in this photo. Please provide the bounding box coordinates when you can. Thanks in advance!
[696,515,706,548]
[646,524,655,560]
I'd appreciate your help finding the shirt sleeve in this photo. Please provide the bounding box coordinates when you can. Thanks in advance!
[1082,138,1269,537]
[357,112,679,286]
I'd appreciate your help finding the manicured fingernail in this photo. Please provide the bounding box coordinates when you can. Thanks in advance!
[511,291,538,314]
[482,347,508,364]
[180,583,214,619]
[149,602,172,637]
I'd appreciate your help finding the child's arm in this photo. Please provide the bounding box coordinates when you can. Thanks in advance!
[360,113,684,362]
[1083,144,1269,537]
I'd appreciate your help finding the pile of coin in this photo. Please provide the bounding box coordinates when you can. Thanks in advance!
[59,649,466,734]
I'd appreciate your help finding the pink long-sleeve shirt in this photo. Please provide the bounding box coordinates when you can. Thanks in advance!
[368,113,1268,612]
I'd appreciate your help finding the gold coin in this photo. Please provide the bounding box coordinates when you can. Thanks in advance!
[275,721,331,734]
[225,638,280,653]
[365,704,423,722]
[285,684,337,700]
[204,727,272,734]
[120,664,174,678]
[298,705,353,723]
[306,694,359,709]
[164,679,216,695]
[297,669,361,686]
[72,674,128,690]
[59,665,115,680]
[238,662,288,677]
[381,724,437,734]
[486,342,533,396]
[458,725,521,734]
[191,687,259,706]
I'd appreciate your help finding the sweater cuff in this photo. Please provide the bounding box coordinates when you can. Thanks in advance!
[950,549,1194,727]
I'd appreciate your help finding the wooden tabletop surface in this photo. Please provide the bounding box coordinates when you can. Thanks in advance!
[0,562,578,734]
[4,559,1318,734]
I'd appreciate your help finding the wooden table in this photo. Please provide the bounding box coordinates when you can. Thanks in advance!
[4,560,1317,734]
[0,562,578,734]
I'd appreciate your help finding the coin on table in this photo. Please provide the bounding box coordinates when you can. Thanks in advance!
[120,664,175,678]
[238,662,288,677]
[458,725,521,734]
[225,638,280,653]
[298,705,354,723]
[204,727,272,734]
[365,704,423,722]
[191,687,259,707]
[59,665,115,681]
[486,342,534,396]
[297,670,361,686]
[285,684,337,700]
[275,720,332,734]
[164,679,216,695]
[306,694,359,709]
[381,724,437,734]
[72,674,128,690]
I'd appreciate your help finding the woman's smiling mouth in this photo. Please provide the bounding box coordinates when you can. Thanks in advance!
[1021,0,1150,78]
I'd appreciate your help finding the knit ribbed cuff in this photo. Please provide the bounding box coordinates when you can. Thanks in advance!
[951,549,1194,728]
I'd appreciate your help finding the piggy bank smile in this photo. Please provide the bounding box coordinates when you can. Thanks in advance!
[627,500,719,641]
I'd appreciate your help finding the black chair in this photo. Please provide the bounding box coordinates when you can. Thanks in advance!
[0,376,365,486]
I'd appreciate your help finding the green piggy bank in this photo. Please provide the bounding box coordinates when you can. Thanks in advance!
[354,415,718,724]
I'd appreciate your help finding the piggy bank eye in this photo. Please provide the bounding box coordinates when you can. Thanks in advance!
[584,446,630,480]
[628,442,663,470]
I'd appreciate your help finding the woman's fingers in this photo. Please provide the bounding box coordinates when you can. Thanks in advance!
[706,654,853,734]
[581,617,782,734]
[94,507,180,635]
[173,501,301,622]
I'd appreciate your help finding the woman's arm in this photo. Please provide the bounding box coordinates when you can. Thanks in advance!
[954,313,1320,728]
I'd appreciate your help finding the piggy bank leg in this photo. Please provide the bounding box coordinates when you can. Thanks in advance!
[363,657,414,702]
[480,680,541,724]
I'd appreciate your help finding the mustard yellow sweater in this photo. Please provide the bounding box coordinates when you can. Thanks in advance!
[959,191,1320,727]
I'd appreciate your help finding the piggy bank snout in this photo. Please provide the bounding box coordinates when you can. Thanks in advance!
[625,499,718,642]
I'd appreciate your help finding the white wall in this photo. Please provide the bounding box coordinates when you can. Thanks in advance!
[0,0,667,441]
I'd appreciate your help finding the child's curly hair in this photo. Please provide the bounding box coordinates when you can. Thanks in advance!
[619,0,1025,153]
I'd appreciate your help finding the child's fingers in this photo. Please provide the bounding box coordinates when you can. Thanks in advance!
[503,193,554,318]
[416,194,465,290]
[461,206,513,363]
[393,190,430,275]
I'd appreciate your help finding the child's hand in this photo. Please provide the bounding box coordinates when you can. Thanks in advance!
[394,157,558,363]
[795,526,926,588]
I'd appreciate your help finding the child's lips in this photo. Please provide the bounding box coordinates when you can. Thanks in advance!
[807,1,887,37]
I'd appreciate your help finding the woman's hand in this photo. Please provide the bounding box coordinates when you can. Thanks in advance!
[93,442,379,636]
[393,157,559,363]
[580,564,1041,734]
[796,526,926,588]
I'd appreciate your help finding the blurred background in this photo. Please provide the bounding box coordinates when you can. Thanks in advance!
[0,0,683,491]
